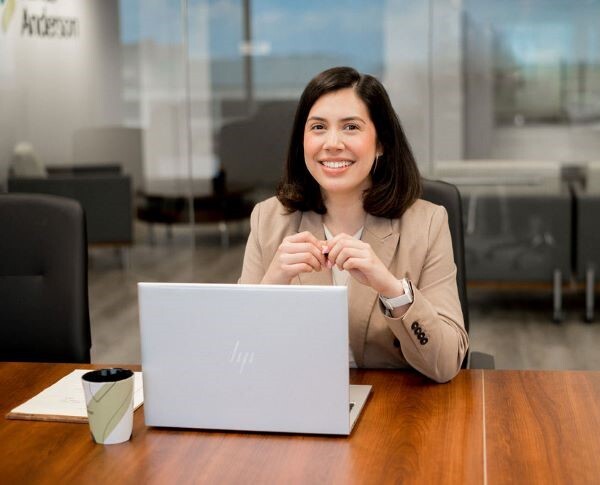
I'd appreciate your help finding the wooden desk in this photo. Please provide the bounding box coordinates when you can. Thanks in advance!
[484,371,600,484]
[1,364,599,484]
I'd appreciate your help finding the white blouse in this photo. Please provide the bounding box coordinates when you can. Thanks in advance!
[323,225,364,368]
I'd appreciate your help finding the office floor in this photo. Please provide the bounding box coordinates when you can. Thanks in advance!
[88,223,600,370]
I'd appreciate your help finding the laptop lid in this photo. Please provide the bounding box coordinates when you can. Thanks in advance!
[138,282,366,435]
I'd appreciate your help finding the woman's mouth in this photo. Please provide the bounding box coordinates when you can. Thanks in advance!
[319,160,354,169]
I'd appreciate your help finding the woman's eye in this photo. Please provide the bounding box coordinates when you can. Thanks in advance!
[310,124,325,131]
[344,124,359,131]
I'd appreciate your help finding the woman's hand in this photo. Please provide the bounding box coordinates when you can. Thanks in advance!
[324,234,404,296]
[261,231,327,284]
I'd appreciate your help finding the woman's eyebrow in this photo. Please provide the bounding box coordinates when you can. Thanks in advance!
[340,116,366,124]
[306,116,366,123]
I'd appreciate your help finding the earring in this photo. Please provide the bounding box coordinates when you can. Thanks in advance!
[372,154,380,174]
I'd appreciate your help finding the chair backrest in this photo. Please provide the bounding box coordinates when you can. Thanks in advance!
[0,194,91,362]
[218,101,297,193]
[421,179,469,335]
[8,174,133,245]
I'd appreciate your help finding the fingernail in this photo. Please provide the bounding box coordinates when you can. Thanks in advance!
[321,246,329,255]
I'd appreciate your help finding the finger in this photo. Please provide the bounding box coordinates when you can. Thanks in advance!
[321,233,352,258]
[281,242,319,253]
[327,238,365,266]
[280,242,326,266]
[324,236,351,262]
[322,232,353,251]
[281,252,323,272]
[283,263,315,276]
[284,232,326,265]
[334,247,366,270]
[286,231,322,246]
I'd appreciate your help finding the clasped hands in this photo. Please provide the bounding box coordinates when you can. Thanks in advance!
[262,231,404,297]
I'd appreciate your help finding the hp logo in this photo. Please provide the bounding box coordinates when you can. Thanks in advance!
[230,340,254,374]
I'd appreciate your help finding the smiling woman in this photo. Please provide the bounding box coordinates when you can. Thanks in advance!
[239,67,468,383]
[303,88,379,200]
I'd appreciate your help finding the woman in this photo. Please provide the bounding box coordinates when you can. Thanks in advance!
[239,67,468,383]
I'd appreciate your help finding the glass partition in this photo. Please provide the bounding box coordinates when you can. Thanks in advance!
[2,0,599,369]
[461,0,600,161]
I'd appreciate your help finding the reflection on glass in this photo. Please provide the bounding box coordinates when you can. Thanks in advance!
[210,0,389,201]
[464,0,600,160]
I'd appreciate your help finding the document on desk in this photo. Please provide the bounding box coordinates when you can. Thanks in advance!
[6,369,144,423]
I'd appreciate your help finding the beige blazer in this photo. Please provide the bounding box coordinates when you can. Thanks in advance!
[239,197,469,382]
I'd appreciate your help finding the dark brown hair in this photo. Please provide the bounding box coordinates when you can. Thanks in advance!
[276,66,422,218]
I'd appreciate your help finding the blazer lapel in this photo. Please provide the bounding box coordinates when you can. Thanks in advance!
[294,211,331,286]
[349,214,400,366]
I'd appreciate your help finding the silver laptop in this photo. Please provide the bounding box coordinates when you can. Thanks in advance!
[138,282,371,435]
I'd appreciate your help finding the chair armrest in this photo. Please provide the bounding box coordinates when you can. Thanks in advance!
[469,351,495,369]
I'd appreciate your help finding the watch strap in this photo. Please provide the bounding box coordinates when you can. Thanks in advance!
[379,278,413,311]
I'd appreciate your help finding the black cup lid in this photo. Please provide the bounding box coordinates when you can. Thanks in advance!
[82,368,133,383]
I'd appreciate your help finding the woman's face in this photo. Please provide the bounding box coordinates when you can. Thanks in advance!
[303,88,380,199]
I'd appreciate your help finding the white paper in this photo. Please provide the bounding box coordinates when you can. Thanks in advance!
[10,369,143,419]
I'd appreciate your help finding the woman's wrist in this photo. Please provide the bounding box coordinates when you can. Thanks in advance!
[261,268,291,285]
[378,277,405,298]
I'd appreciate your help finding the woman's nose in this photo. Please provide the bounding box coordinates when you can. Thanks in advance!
[323,130,344,150]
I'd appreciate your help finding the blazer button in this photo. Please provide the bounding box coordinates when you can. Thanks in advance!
[393,338,400,348]
[419,337,429,345]
[417,331,425,339]
[411,322,419,330]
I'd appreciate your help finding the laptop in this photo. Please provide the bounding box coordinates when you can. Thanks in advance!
[138,282,371,435]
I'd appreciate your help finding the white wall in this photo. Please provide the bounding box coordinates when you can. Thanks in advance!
[0,0,122,184]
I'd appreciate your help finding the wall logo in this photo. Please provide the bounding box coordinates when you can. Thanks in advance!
[1,0,17,33]
[230,340,254,374]
[1,0,80,38]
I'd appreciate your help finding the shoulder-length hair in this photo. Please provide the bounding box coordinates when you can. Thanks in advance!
[276,66,421,218]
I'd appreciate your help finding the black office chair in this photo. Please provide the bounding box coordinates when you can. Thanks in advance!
[421,179,495,369]
[0,193,91,362]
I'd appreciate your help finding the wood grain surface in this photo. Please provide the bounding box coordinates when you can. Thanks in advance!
[484,371,600,485]
[0,363,483,484]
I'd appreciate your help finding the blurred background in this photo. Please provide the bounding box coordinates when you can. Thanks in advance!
[2,0,600,368]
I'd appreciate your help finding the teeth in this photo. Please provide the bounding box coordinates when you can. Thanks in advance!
[321,161,353,169]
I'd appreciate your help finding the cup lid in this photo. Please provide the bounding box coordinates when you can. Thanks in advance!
[82,368,133,383]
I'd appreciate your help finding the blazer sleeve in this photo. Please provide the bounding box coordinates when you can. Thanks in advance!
[385,206,469,383]
[239,203,266,284]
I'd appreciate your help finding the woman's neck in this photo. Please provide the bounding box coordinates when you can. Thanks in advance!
[322,192,366,236]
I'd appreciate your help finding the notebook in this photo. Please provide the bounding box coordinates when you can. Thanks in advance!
[138,282,371,435]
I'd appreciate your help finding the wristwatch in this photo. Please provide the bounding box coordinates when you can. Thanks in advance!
[379,278,414,312]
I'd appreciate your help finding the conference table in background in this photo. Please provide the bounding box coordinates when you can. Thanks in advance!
[2,363,600,484]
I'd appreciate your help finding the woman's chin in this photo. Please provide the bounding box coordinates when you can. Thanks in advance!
[321,184,363,198]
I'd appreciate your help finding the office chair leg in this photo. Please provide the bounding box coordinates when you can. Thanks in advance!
[147,224,156,246]
[119,247,130,271]
[553,269,563,323]
[585,266,595,323]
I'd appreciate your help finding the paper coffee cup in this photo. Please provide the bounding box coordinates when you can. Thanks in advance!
[82,368,134,445]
